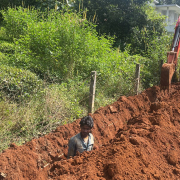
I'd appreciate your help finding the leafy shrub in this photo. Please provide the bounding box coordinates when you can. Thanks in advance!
[0,40,16,67]
[135,31,172,88]
[0,41,15,53]
[0,52,7,64]
[1,7,39,40]
[0,65,43,101]
[0,27,9,41]
[13,11,113,80]
[13,10,138,86]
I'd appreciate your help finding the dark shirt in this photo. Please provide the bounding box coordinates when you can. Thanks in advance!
[67,133,94,159]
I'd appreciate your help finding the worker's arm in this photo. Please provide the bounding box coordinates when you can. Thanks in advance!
[67,138,76,159]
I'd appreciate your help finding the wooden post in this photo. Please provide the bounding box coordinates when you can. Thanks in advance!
[160,60,164,75]
[88,71,97,114]
[159,60,164,84]
[135,64,140,95]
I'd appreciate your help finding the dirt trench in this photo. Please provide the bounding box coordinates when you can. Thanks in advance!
[0,83,180,180]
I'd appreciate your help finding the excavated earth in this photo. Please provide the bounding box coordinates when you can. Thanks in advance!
[0,83,180,180]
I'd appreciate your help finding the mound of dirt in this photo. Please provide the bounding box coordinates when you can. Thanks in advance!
[0,83,180,180]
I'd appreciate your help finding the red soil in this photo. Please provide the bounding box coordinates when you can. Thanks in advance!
[0,83,180,180]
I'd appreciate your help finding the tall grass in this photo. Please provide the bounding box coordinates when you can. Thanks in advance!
[0,79,90,151]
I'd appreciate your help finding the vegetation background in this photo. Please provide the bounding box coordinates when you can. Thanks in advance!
[0,0,174,151]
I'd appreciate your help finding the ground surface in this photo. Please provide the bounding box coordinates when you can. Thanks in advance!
[0,83,180,180]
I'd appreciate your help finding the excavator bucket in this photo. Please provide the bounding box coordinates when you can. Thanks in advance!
[160,16,180,91]
[160,63,175,91]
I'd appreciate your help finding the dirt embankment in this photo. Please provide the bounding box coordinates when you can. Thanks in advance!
[0,84,180,180]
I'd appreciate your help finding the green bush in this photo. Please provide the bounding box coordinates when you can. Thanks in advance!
[14,10,115,80]
[135,31,172,88]
[0,41,15,53]
[0,51,7,63]
[19,11,139,83]
[1,7,39,40]
[0,65,43,101]
[0,27,9,41]
[0,40,16,67]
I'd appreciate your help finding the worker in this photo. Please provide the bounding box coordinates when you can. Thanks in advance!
[67,116,94,159]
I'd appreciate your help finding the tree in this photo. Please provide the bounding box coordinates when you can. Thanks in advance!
[0,0,67,23]
[0,0,22,9]
[0,0,65,10]
[157,0,180,5]
[74,0,166,52]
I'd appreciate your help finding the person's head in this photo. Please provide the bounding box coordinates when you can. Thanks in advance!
[79,116,93,138]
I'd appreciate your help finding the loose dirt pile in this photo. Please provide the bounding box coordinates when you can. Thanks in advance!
[0,84,180,180]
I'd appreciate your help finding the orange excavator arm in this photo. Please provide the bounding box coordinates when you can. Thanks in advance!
[160,16,180,90]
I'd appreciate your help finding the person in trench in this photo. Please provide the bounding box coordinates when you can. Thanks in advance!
[67,116,95,159]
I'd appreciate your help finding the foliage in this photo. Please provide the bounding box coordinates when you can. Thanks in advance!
[0,51,7,64]
[0,0,22,9]
[130,27,172,88]
[0,26,9,41]
[0,65,43,101]
[1,8,134,84]
[0,0,70,13]
[129,5,172,88]
[29,0,65,11]
[73,0,165,49]
[157,0,180,5]
[1,6,169,90]
[140,33,172,88]
[0,79,88,151]
[130,5,167,55]
[1,7,39,40]
[0,41,15,53]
